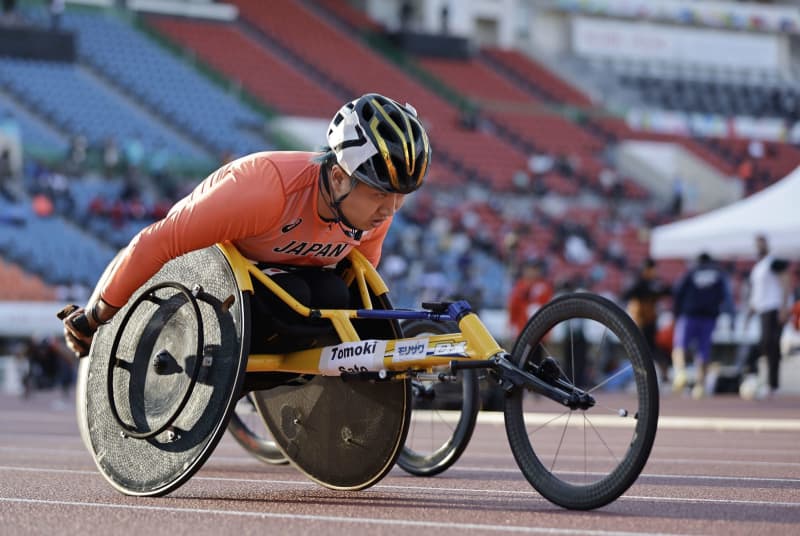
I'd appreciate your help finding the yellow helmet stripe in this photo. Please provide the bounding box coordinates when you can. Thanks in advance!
[369,98,415,190]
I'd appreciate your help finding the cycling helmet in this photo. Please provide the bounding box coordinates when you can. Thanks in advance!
[326,93,431,194]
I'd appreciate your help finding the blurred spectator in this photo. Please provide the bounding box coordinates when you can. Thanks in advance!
[0,0,18,25]
[31,193,54,217]
[399,0,413,31]
[416,261,451,304]
[555,153,576,178]
[507,258,553,340]
[44,171,74,214]
[123,132,145,174]
[737,158,754,183]
[527,152,554,176]
[102,136,121,177]
[148,143,171,182]
[564,233,593,265]
[669,177,684,216]
[66,135,89,176]
[599,167,621,198]
[20,336,75,399]
[604,237,627,269]
[380,252,408,290]
[0,110,22,186]
[459,107,479,131]
[49,0,64,31]
[747,139,765,159]
[452,254,484,311]
[0,110,21,145]
[671,252,735,399]
[0,148,14,201]
[512,168,530,192]
[440,2,449,34]
[622,257,672,382]
[746,234,792,399]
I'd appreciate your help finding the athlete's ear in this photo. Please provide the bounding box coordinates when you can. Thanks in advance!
[331,165,355,195]
[330,165,345,185]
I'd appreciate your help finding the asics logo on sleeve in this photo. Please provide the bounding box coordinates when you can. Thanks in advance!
[281,218,303,233]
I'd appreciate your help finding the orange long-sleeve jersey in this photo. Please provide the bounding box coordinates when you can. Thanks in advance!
[100,151,391,308]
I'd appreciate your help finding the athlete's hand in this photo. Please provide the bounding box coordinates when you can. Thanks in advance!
[59,305,95,358]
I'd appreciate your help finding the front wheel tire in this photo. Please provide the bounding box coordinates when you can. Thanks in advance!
[504,292,659,510]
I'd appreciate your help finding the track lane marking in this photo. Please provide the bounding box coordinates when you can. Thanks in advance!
[4,409,800,431]
[0,497,684,535]
[0,466,797,507]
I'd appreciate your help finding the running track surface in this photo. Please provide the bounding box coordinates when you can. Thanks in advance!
[1,390,798,536]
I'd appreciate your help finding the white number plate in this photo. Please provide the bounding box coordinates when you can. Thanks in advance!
[319,339,387,375]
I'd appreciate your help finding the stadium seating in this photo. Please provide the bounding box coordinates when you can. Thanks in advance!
[617,67,800,122]
[312,0,385,33]
[0,93,68,155]
[481,47,593,108]
[19,7,269,159]
[0,57,209,164]
[228,0,530,188]
[146,16,341,118]
[0,196,116,288]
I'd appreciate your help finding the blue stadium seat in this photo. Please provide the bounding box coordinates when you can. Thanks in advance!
[0,57,211,166]
[0,197,116,287]
[0,94,68,155]
[22,7,271,157]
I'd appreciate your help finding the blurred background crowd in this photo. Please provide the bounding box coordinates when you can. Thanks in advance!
[1,0,799,402]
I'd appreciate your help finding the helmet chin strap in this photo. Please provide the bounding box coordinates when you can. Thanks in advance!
[320,165,364,240]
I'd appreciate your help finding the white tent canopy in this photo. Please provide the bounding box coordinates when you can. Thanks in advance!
[650,166,800,260]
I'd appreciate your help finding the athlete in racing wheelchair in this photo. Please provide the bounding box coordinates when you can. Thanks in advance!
[63,93,423,359]
[61,93,659,510]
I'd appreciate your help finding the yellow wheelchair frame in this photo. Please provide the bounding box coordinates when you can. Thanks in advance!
[218,242,502,377]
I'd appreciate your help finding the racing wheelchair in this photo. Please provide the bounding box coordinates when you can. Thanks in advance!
[70,243,658,510]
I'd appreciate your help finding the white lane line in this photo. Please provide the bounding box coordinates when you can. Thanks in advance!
[471,412,800,432]
[0,466,797,507]
[457,459,800,468]
[445,466,800,483]
[4,409,800,432]
[0,497,683,536]
[3,464,800,486]
[623,495,800,507]
[0,446,266,465]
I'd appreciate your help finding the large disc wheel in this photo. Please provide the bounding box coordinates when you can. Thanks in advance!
[228,393,288,465]
[78,246,249,497]
[250,286,411,491]
[397,319,480,477]
[504,292,659,510]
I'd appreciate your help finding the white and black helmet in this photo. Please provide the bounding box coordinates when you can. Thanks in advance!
[326,93,431,194]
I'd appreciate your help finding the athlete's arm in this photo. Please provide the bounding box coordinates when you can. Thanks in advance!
[100,157,285,308]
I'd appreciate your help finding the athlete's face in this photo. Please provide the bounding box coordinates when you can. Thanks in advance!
[331,166,406,231]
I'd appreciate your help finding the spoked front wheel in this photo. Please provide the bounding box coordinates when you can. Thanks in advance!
[397,319,480,476]
[228,393,288,465]
[504,292,659,510]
